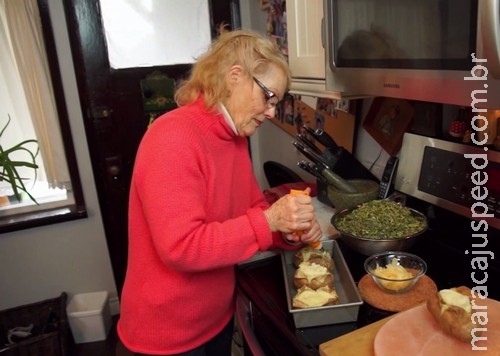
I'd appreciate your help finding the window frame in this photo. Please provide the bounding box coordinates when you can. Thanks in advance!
[0,0,87,233]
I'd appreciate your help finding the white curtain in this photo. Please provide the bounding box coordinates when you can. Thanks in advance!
[1,0,69,189]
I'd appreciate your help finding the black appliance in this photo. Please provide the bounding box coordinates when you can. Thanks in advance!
[395,133,500,298]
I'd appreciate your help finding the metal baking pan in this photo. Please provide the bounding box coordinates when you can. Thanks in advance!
[281,239,363,328]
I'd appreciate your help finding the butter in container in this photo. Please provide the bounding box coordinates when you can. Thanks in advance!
[281,239,363,328]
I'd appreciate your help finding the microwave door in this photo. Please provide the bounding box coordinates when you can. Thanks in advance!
[323,0,500,107]
[329,0,475,71]
[479,0,500,79]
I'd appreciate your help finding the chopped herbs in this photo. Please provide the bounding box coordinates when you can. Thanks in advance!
[334,200,426,239]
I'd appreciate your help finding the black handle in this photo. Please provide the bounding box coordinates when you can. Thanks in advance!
[302,125,338,149]
[313,128,338,149]
[296,133,323,154]
[307,162,327,181]
[302,125,317,137]
[297,161,323,179]
[293,141,331,170]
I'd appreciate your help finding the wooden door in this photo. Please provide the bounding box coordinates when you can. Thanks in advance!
[63,0,237,294]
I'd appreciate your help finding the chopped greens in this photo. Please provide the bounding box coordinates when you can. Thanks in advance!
[334,200,426,239]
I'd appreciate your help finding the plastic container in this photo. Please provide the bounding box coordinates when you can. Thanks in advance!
[67,291,111,344]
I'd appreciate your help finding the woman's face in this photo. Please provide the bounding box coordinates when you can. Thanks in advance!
[224,65,287,137]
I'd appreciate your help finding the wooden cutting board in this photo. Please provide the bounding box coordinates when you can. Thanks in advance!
[319,315,395,356]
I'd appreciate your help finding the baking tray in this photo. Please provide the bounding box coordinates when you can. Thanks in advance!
[281,239,363,328]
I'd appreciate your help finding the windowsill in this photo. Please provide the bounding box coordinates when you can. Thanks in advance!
[0,185,87,233]
[0,205,87,233]
[0,182,70,215]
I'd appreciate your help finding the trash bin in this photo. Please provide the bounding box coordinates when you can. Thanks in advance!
[66,291,111,344]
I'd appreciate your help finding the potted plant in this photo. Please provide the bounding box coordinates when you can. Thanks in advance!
[0,116,39,204]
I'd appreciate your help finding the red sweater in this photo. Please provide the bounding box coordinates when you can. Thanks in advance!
[117,98,296,354]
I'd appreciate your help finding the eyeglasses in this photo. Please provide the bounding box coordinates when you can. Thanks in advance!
[253,77,279,109]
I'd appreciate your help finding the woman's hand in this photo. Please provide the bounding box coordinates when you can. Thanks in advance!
[284,215,323,245]
[264,188,322,240]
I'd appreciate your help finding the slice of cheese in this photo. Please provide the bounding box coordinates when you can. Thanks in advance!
[439,288,472,314]
[297,262,329,282]
[293,286,339,308]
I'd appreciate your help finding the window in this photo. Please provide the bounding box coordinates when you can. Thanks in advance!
[0,0,86,232]
[99,0,211,69]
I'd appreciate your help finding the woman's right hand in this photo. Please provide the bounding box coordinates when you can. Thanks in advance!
[263,187,315,233]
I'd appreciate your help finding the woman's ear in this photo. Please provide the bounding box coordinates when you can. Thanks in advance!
[226,65,244,86]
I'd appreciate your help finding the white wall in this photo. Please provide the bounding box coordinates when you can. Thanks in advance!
[250,97,318,190]
[0,0,118,313]
[250,120,314,189]
[354,98,391,179]
[239,0,268,34]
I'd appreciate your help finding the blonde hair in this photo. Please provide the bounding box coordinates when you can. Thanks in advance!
[174,28,291,111]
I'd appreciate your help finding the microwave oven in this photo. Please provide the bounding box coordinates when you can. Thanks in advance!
[323,0,500,108]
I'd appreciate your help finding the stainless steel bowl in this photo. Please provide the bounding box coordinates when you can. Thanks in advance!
[330,205,428,256]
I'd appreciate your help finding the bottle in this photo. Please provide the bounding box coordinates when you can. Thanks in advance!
[290,189,323,249]
[448,107,468,138]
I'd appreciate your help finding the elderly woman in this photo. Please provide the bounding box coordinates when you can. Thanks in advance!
[117,28,322,356]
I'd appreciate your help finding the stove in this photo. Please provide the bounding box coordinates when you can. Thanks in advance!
[395,133,500,300]
[396,133,500,229]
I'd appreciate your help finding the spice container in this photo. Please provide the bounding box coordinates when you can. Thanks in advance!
[448,107,469,138]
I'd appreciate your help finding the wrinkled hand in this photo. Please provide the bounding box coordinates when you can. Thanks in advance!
[283,214,323,245]
[264,188,322,244]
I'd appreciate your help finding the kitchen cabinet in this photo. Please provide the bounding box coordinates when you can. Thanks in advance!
[286,0,356,99]
[287,0,324,80]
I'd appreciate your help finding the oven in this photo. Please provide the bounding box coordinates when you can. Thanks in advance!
[394,132,500,300]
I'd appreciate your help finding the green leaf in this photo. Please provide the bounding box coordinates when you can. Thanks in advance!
[0,116,39,204]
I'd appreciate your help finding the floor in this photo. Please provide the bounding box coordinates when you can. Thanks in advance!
[69,315,245,356]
